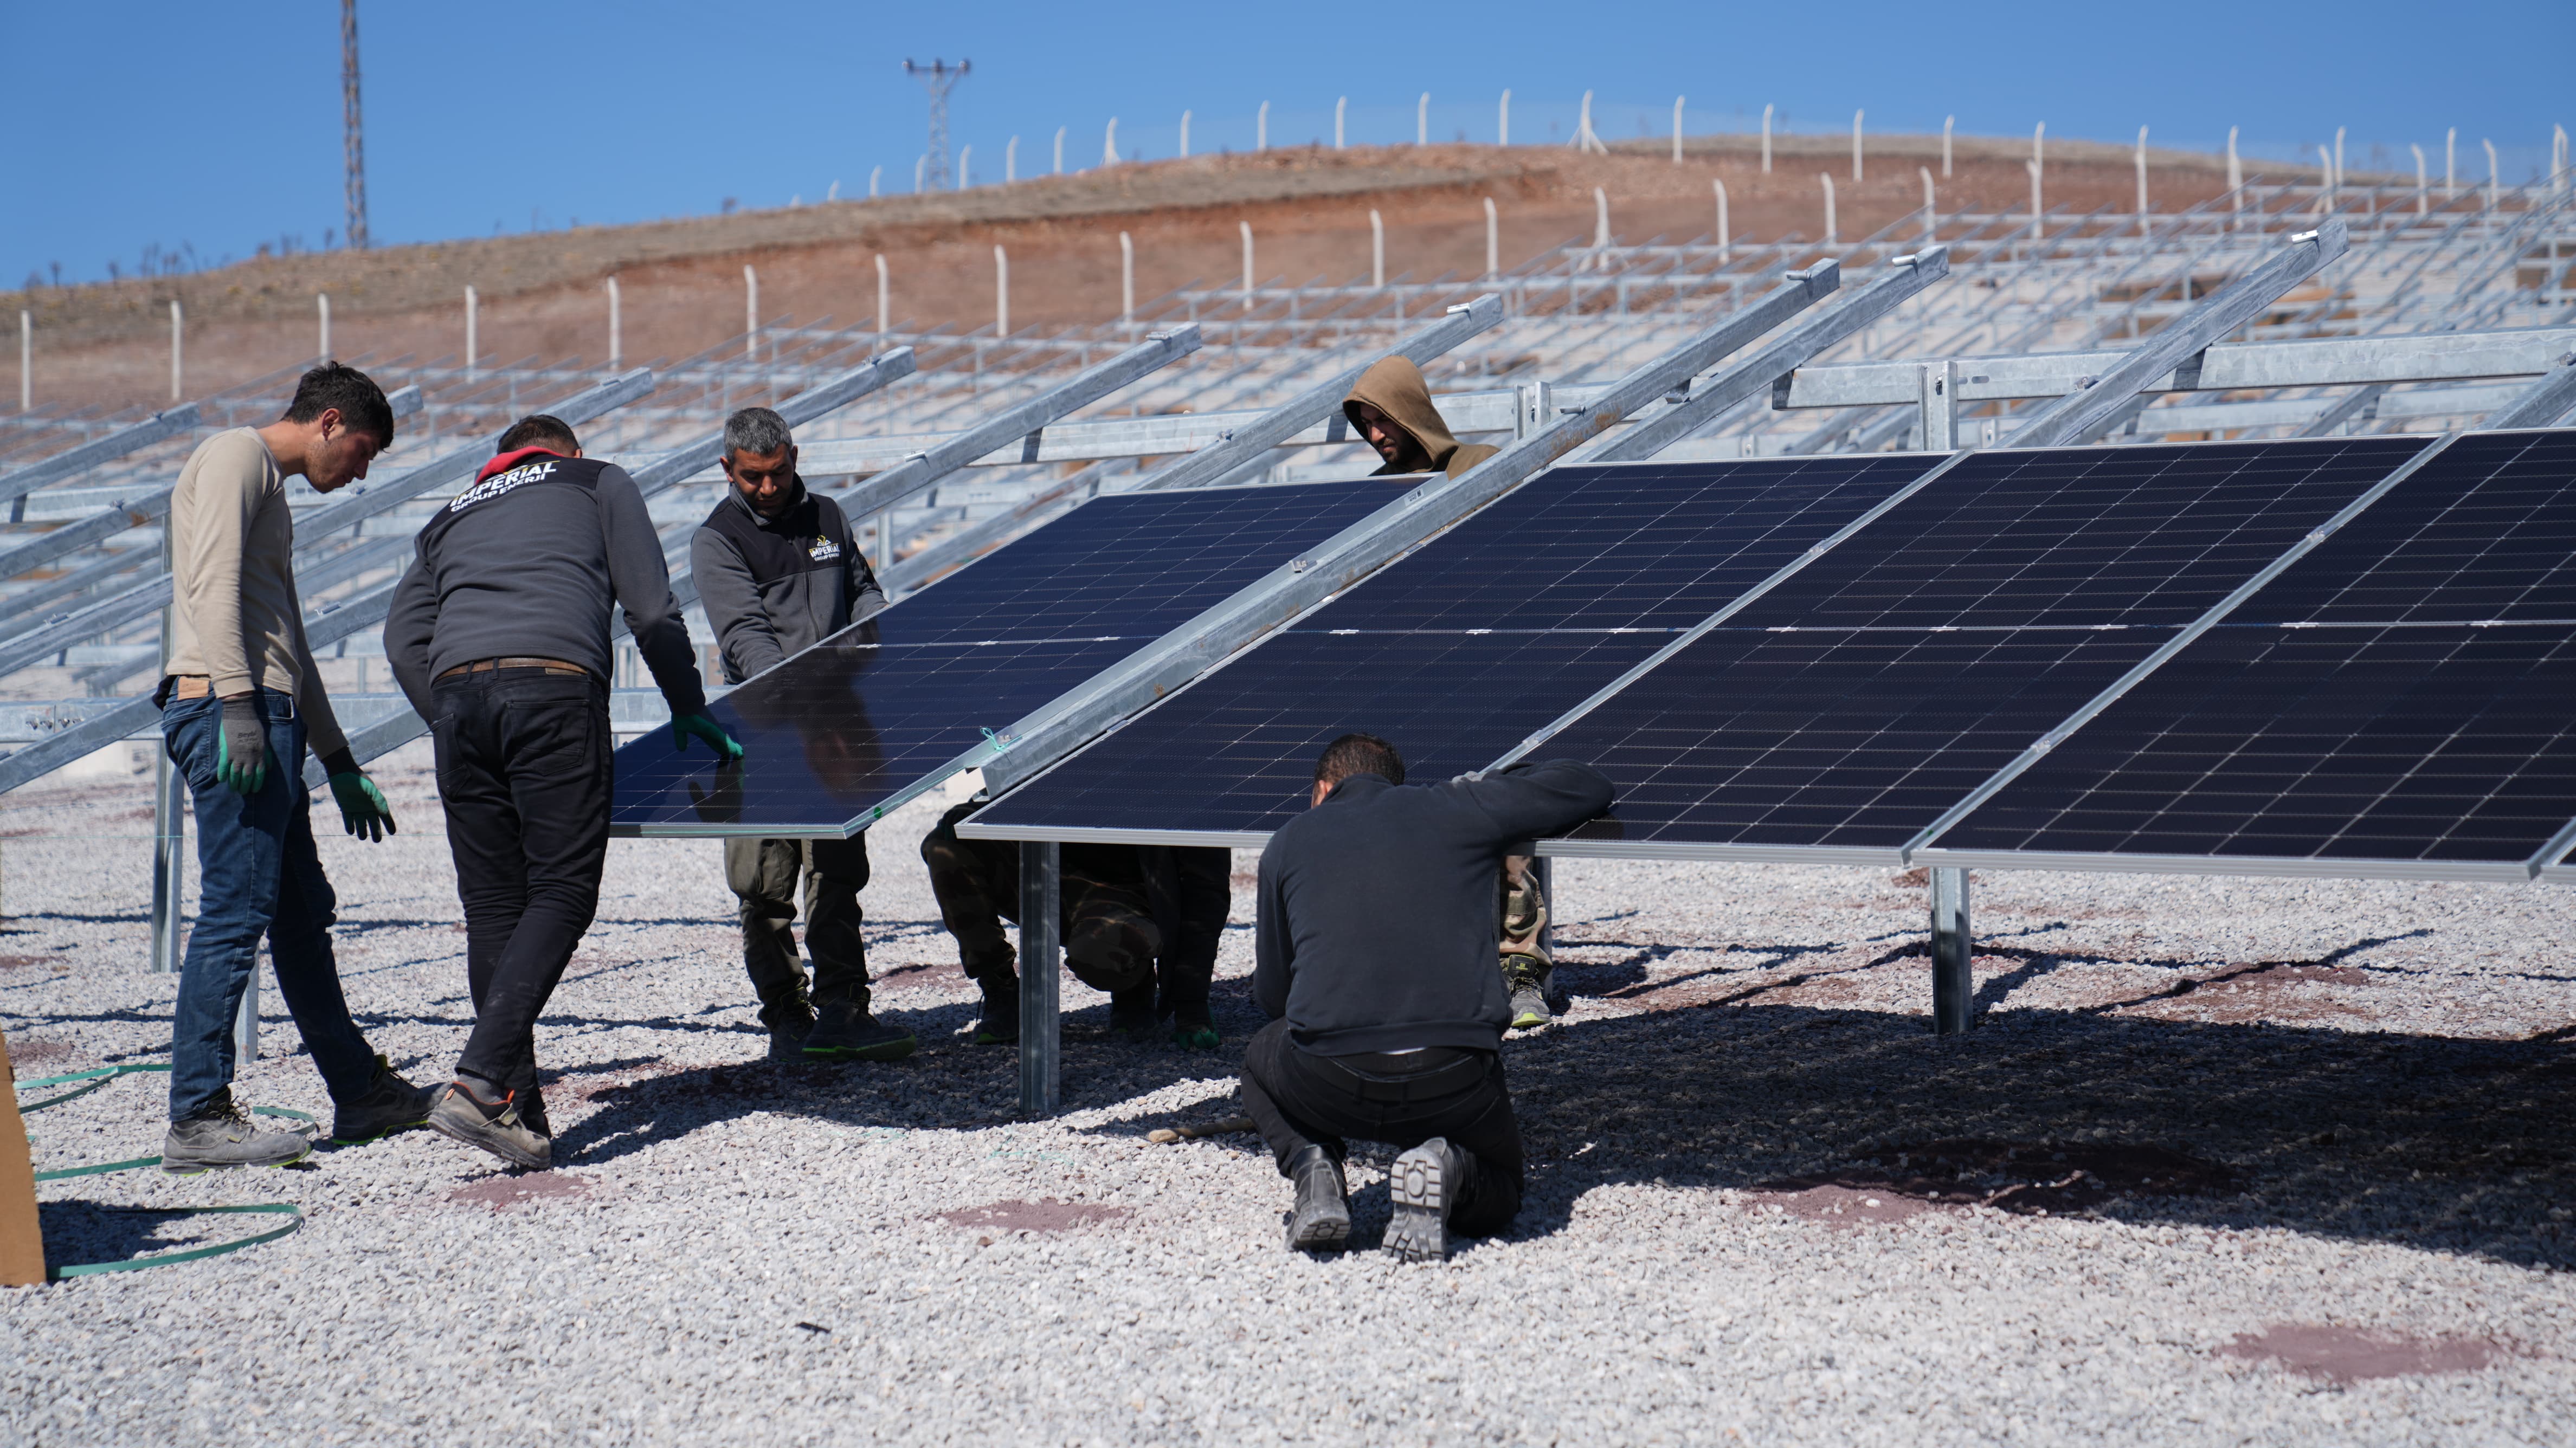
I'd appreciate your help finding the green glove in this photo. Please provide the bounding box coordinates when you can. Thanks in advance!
[672,712,744,763]
[215,695,268,796]
[327,771,398,842]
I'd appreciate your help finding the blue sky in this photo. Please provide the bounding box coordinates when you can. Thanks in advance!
[4,0,2567,287]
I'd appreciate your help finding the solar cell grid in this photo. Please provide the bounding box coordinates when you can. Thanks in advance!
[1922,428,2576,877]
[1537,436,2433,857]
[609,480,1397,836]
[963,454,1947,841]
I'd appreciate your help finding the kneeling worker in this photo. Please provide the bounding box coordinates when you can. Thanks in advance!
[388,412,740,1168]
[1344,360,1559,1031]
[1244,733,1611,1260]
[691,406,913,1063]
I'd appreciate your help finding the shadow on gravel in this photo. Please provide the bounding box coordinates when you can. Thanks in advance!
[1503,1000,2576,1270]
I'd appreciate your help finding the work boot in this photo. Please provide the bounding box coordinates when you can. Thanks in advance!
[1109,984,1161,1044]
[804,997,918,1062]
[1503,954,1553,1031]
[162,1090,313,1174]
[762,992,818,1062]
[426,1075,551,1171]
[1283,1145,1350,1253]
[1386,1137,1473,1263]
[330,1055,438,1143]
[972,967,1020,1045]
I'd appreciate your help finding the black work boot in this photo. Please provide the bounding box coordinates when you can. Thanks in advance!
[759,986,818,1063]
[1283,1145,1350,1253]
[331,1054,438,1143]
[804,994,918,1062]
[970,960,1020,1045]
[1386,1137,1474,1263]
[1108,984,1161,1044]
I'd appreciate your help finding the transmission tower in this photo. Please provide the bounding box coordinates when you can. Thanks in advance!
[904,58,969,190]
[342,0,368,249]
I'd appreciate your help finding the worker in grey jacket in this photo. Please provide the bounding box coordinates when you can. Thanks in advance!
[388,412,739,1169]
[690,406,914,1063]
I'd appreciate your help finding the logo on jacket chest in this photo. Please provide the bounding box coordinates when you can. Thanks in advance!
[808,534,841,562]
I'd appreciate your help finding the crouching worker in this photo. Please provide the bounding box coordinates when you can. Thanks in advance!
[1244,733,1611,1261]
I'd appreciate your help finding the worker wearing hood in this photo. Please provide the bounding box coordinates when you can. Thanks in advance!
[1341,357,1500,480]
[1338,359,1557,1031]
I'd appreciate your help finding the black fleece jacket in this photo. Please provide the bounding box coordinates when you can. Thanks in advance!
[1253,760,1615,1055]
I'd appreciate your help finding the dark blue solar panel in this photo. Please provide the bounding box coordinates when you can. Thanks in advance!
[1931,428,2576,869]
[967,454,1946,838]
[1540,436,2431,853]
[609,480,1397,834]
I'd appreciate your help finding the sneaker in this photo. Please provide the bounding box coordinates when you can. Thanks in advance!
[1109,985,1161,1044]
[803,999,918,1062]
[425,1077,551,1170]
[1386,1137,1470,1263]
[1504,954,1553,1031]
[1283,1146,1350,1253]
[162,1091,313,1174]
[331,1055,437,1143]
[973,971,1020,1045]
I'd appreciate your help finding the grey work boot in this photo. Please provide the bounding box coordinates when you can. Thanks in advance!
[162,1090,313,1174]
[1386,1137,1472,1263]
[803,997,918,1062]
[331,1054,438,1143]
[426,1076,551,1171]
[1283,1145,1350,1253]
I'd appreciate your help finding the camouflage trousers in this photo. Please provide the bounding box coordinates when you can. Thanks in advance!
[725,833,871,1026]
[1500,854,1551,993]
[921,802,1160,993]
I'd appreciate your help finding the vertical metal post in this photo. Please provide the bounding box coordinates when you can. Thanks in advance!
[1119,232,1135,326]
[1918,359,1958,451]
[993,245,1009,337]
[1017,841,1061,1114]
[875,255,890,343]
[1370,210,1385,289]
[317,292,330,364]
[1761,103,1773,173]
[743,265,759,358]
[150,516,185,975]
[169,300,183,403]
[1484,197,1499,277]
[1930,867,1972,1035]
[465,286,478,375]
[17,310,28,412]
[607,276,621,370]
[234,962,260,1063]
[1714,180,1730,260]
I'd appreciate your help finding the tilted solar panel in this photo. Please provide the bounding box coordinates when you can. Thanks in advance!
[1536,436,2432,860]
[1920,429,2576,880]
[961,454,1950,843]
[608,480,1397,837]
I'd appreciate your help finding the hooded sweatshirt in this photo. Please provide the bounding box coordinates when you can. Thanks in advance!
[383,447,705,719]
[1341,356,1502,481]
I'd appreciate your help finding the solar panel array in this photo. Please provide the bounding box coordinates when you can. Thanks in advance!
[963,432,2576,884]
[608,479,1396,836]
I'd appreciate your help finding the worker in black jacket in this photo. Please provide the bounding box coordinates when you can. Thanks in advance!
[387,412,740,1170]
[1245,733,1612,1261]
[690,406,913,1064]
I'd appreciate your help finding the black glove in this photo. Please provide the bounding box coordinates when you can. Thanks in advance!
[216,695,269,796]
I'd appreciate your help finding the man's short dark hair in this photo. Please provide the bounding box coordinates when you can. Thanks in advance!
[497,413,581,455]
[723,406,793,459]
[281,363,395,445]
[1314,732,1404,790]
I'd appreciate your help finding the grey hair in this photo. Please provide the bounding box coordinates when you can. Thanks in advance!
[722,406,794,458]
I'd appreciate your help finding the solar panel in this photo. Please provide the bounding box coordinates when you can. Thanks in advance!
[961,454,1950,843]
[1531,436,2432,859]
[1919,429,2576,880]
[608,479,1398,837]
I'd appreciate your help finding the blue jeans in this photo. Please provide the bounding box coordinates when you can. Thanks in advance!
[161,687,378,1121]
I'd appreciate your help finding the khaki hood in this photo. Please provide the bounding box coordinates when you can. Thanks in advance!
[1342,357,1499,480]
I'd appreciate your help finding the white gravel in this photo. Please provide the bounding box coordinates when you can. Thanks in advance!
[5,744,2576,1445]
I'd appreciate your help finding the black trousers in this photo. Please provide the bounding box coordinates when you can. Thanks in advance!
[431,667,612,1100]
[1239,1018,1524,1237]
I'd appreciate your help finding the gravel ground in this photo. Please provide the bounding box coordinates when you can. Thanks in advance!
[5,744,2576,1446]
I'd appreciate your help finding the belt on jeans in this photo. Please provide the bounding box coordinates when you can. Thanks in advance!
[162,676,292,710]
[1325,1051,1491,1103]
[437,657,590,681]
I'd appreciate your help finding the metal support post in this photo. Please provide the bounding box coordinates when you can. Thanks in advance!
[1917,359,1959,451]
[150,521,185,974]
[1017,841,1062,1114]
[234,963,260,1063]
[1930,867,1972,1035]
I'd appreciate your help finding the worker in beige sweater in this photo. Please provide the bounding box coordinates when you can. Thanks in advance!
[156,363,431,1173]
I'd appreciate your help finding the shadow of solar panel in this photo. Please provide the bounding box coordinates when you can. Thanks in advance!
[965,454,1947,840]
[609,480,1398,836]
[1545,436,2431,856]
[1928,428,2576,876]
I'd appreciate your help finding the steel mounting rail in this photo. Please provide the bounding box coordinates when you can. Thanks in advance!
[0,405,203,510]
